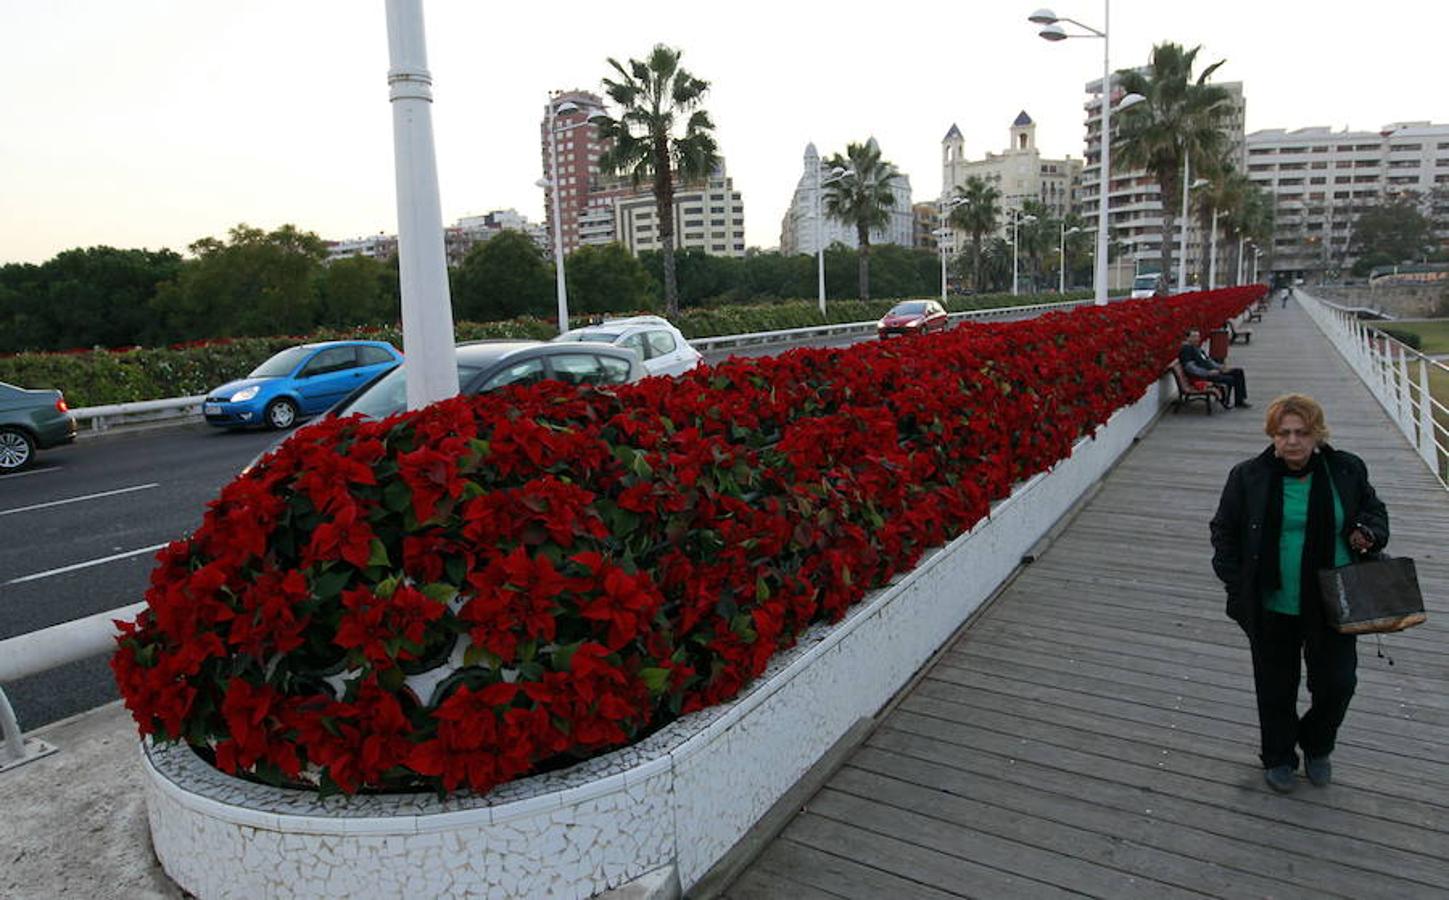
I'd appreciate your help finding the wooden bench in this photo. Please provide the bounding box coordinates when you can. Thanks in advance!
[1168,360,1223,415]
[1227,317,1253,344]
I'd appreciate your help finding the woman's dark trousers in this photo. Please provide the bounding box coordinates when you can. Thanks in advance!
[1249,611,1358,769]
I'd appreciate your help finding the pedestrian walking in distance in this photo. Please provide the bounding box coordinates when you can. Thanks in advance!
[1209,394,1389,793]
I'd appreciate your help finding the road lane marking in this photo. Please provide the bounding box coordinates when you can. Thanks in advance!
[0,482,159,517]
[0,466,61,481]
[5,542,171,585]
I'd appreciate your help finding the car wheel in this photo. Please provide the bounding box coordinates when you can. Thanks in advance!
[264,398,299,430]
[0,427,35,472]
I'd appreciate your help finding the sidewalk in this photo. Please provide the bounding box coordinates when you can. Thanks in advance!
[1,701,180,898]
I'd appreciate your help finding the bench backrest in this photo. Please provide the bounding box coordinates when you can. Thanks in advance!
[1168,359,1209,393]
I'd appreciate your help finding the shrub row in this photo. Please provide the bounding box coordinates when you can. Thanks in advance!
[0,293,1087,407]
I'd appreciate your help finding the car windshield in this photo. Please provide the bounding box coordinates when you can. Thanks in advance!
[556,329,621,343]
[888,302,928,315]
[248,346,313,378]
[338,362,484,420]
[1133,275,1160,290]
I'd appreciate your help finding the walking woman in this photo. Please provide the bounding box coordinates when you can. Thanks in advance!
[1210,394,1389,792]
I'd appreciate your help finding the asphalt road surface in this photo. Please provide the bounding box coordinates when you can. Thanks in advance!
[1,425,278,728]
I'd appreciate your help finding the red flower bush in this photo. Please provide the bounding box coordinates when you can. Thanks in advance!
[113,288,1261,795]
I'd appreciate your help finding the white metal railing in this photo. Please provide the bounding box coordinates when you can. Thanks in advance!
[70,395,206,434]
[0,602,147,771]
[690,297,1092,353]
[1299,291,1449,490]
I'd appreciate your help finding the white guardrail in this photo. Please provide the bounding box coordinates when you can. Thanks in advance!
[1299,290,1449,490]
[2,297,1091,770]
[64,299,1092,434]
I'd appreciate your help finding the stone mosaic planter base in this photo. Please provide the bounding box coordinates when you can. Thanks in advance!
[143,380,1168,899]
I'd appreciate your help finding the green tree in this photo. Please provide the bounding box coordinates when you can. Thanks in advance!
[566,243,655,315]
[824,138,900,302]
[317,254,399,328]
[149,224,326,341]
[1193,163,1248,284]
[452,230,553,322]
[0,246,181,351]
[595,45,719,320]
[740,250,814,301]
[1351,195,1435,264]
[1017,200,1054,291]
[1112,42,1233,283]
[948,176,1002,292]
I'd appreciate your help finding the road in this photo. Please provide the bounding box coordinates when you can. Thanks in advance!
[1,425,278,728]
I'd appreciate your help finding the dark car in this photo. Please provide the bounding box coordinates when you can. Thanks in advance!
[204,340,403,430]
[876,300,949,338]
[0,381,76,472]
[241,341,644,473]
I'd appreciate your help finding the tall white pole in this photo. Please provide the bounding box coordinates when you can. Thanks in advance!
[1094,0,1111,306]
[1059,221,1067,293]
[1236,234,1245,285]
[1012,212,1020,296]
[546,102,570,333]
[1177,150,1190,293]
[1208,207,1218,290]
[940,198,949,303]
[385,0,458,411]
[816,161,826,316]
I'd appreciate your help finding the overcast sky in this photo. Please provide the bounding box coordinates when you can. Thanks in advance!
[3,1,1446,265]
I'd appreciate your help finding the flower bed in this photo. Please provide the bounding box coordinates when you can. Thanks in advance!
[113,287,1261,797]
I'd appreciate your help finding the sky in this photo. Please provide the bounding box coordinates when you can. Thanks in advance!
[3,1,1447,265]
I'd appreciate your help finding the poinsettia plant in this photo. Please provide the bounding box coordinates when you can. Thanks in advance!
[114,288,1263,795]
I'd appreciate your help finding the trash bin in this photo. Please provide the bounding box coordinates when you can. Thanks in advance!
[1209,327,1230,363]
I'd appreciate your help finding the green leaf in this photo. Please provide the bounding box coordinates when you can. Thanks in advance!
[640,667,670,694]
[310,568,352,601]
[383,479,412,513]
[755,576,771,601]
[378,666,405,692]
[367,539,390,568]
[420,582,458,605]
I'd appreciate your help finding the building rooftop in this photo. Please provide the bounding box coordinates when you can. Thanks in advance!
[1013,110,1033,127]
[943,123,963,141]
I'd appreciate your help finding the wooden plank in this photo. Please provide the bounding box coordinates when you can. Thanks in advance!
[722,864,845,900]
[744,838,959,900]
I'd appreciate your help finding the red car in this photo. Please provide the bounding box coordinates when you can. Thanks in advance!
[877,300,949,339]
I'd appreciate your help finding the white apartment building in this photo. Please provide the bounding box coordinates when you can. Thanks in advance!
[326,210,548,266]
[612,163,747,257]
[1078,76,1246,289]
[779,142,914,255]
[1245,121,1449,277]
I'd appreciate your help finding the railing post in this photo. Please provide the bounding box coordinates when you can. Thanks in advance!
[1395,346,1412,438]
[1419,358,1439,471]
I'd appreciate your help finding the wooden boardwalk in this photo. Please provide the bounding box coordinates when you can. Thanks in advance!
[722,298,1449,899]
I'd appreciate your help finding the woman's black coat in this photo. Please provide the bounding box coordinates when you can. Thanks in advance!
[1210,444,1390,636]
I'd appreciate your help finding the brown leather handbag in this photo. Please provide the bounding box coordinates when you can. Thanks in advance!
[1318,556,1427,634]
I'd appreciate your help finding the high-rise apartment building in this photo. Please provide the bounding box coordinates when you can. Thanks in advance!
[779,142,914,255]
[1078,76,1246,289]
[1245,121,1449,278]
[540,89,747,258]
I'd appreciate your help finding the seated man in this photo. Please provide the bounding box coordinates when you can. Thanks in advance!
[1179,329,1251,409]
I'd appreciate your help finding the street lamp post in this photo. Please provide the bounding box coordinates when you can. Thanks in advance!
[1208,207,1221,290]
[1009,208,1037,296]
[1059,223,1082,293]
[938,196,966,302]
[538,98,604,335]
[384,0,458,411]
[1032,4,1142,306]
[1178,175,1209,290]
[816,166,853,317]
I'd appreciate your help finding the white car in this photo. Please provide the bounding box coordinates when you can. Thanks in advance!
[553,315,703,377]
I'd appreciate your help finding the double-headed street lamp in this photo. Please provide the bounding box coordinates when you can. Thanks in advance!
[1031,4,1142,306]
[814,165,853,317]
[937,195,967,302]
[1008,208,1037,296]
[1059,223,1083,293]
[537,96,605,334]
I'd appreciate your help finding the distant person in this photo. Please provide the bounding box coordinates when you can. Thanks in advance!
[1180,329,1251,409]
[1210,394,1388,793]
[1281,285,1293,308]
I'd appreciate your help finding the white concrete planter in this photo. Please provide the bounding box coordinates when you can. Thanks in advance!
[142,379,1169,899]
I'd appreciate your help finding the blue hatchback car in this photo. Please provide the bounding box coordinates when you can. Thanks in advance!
[204,340,402,430]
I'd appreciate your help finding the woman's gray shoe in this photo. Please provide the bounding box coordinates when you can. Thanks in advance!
[1264,764,1297,793]
[1305,755,1332,787]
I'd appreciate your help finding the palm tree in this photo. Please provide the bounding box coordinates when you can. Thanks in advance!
[1112,42,1234,283]
[948,176,1002,292]
[595,45,719,319]
[1194,162,1248,284]
[823,139,900,302]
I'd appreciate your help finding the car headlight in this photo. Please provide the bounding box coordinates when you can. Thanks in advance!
[904,319,921,327]
[230,386,260,403]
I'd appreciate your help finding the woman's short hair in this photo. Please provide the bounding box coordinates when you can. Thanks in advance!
[1264,393,1330,441]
